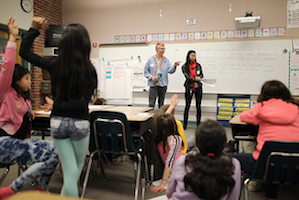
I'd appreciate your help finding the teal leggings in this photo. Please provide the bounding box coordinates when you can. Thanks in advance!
[51,116,91,197]
[52,136,90,197]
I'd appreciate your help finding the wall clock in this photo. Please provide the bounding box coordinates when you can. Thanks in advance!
[21,0,33,13]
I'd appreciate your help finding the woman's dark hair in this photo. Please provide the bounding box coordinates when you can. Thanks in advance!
[55,23,97,103]
[183,50,196,74]
[11,64,30,100]
[155,114,178,153]
[184,120,235,200]
[257,80,294,104]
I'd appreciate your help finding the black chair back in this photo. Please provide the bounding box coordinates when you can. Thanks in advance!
[252,140,299,183]
[90,110,137,154]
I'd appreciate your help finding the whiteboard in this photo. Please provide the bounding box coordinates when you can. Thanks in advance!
[99,39,292,95]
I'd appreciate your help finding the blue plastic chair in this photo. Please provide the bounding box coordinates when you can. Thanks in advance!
[81,111,148,200]
[244,140,299,200]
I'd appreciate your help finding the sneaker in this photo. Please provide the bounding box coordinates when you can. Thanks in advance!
[247,180,262,192]
[0,185,17,199]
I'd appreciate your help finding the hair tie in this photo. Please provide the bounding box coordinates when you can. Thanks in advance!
[207,153,215,157]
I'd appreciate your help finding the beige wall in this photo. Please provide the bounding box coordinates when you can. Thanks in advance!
[0,0,34,30]
[63,0,298,58]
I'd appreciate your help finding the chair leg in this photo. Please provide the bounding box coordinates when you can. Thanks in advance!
[142,154,150,185]
[135,153,142,200]
[102,153,111,165]
[150,164,154,185]
[58,162,62,174]
[244,178,250,200]
[81,150,98,199]
[19,164,38,186]
[0,167,9,186]
[97,152,106,180]
[133,161,137,179]
[141,177,145,200]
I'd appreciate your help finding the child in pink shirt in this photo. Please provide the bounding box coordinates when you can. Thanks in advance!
[234,80,299,200]
[151,113,183,192]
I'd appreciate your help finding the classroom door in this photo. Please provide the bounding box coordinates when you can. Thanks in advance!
[0,29,23,65]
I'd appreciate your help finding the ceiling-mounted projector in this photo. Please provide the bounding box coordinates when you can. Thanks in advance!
[235,11,260,28]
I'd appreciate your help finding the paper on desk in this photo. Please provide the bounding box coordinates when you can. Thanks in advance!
[201,78,217,87]
[35,110,51,115]
[134,112,152,117]
[88,105,114,112]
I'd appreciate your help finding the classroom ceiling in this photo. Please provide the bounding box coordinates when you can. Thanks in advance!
[63,0,183,12]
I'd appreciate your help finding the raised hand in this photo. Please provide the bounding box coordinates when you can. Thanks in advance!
[170,94,179,107]
[31,16,47,30]
[40,96,54,111]
[174,61,181,67]
[7,17,19,41]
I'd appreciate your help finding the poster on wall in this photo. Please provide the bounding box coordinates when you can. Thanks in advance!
[289,51,299,95]
[102,58,133,104]
[287,0,299,28]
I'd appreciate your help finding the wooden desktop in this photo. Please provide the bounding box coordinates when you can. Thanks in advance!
[33,105,153,122]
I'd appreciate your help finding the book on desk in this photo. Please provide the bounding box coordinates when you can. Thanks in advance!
[234,131,257,140]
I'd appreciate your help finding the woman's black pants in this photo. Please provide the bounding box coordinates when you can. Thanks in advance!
[183,86,202,129]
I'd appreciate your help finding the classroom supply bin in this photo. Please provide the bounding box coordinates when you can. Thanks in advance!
[217,95,250,126]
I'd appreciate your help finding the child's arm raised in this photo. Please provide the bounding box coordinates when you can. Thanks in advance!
[8,17,18,42]
[19,17,54,71]
[0,17,18,97]
[165,94,179,114]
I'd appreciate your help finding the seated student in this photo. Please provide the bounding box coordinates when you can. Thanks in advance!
[94,98,107,105]
[150,94,188,154]
[233,80,299,200]
[167,120,241,200]
[148,95,188,184]
[0,17,59,199]
[150,113,183,193]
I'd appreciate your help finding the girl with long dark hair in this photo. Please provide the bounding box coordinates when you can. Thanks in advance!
[20,17,97,197]
[182,50,203,129]
[167,120,241,200]
[151,113,183,193]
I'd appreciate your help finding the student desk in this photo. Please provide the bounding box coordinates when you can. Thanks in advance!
[229,115,258,152]
[32,105,154,138]
[32,105,115,139]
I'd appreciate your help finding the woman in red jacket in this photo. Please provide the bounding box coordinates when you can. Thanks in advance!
[182,50,204,129]
[0,18,59,199]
